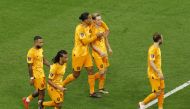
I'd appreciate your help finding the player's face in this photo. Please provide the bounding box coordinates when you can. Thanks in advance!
[61,54,68,63]
[95,18,102,26]
[35,39,44,49]
[84,15,92,25]
[159,36,163,45]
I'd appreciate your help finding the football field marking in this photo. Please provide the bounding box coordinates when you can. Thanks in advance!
[145,80,190,108]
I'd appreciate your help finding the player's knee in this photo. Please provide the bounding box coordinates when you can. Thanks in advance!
[55,103,62,109]
[155,90,162,96]
[86,67,94,75]
[73,71,80,78]
[32,90,39,97]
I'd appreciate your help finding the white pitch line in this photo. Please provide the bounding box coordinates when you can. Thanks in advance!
[145,80,190,108]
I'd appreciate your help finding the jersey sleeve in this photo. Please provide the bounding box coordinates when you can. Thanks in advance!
[27,49,34,64]
[149,48,156,61]
[77,27,97,45]
[101,21,109,30]
[49,64,57,79]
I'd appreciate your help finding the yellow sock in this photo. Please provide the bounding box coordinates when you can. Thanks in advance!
[43,101,56,107]
[27,94,33,102]
[143,93,157,104]
[94,72,100,80]
[88,75,95,94]
[158,91,164,108]
[62,74,75,86]
[99,75,105,89]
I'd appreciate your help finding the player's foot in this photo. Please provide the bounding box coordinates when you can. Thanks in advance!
[139,102,145,109]
[22,97,29,109]
[99,89,109,94]
[89,92,102,98]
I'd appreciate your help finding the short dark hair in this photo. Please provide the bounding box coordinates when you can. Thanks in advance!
[34,36,42,41]
[79,12,90,21]
[153,32,162,42]
[52,50,68,63]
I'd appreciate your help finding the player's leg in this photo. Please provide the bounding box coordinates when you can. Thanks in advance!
[85,54,101,98]
[93,55,108,94]
[38,89,45,109]
[139,77,161,109]
[158,80,165,109]
[62,55,84,87]
[22,90,39,109]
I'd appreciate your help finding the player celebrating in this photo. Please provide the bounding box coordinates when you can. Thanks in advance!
[22,36,50,109]
[139,33,165,109]
[42,50,68,109]
[91,13,112,94]
[62,12,103,98]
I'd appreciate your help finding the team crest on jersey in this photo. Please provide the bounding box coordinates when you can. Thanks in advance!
[80,33,84,37]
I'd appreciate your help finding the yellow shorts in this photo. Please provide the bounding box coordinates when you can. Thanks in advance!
[33,77,46,90]
[47,85,64,103]
[149,77,165,93]
[93,54,109,71]
[72,53,93,71]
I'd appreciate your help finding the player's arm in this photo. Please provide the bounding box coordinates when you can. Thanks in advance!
[80,33,97,45]
[149,51,164,80]
[102,21,113,55]
[27,51,34,85]
[48,79,66,91]
[150,61,164,80]
[43,57,50,68]
[91,43,106,57]
[105,35,113,55]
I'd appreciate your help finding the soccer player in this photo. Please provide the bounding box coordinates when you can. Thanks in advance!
[42,50,68,109]
[22,36,50,109]
[91,13,112,94]
[139,33,165,109]
[62,12,103,98]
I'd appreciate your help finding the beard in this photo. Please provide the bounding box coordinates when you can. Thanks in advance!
[36,45,42,49]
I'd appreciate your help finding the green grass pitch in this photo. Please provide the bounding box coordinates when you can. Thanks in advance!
[0,0,190,109]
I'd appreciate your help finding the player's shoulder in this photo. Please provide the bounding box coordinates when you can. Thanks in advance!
[27,47,35,54]
[51,63,58,69]
[149,45,159,53]
[76,24,83,31]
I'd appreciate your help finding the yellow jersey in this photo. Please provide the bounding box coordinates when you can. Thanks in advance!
[27,47,44,78]
[91,25,107,56]
[92,21,109,56]
[148,45,162,78]
[72,23,96,57]
[48,63,67,86]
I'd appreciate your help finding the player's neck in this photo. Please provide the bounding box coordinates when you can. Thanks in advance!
[81,22,88,27]
[59,61,65,65]
[153,43,160,48]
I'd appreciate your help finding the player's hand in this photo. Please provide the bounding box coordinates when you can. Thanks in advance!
[108,48,113,55]
[29,79,34,86]
[97,32,104,38]
[100,52,107,57]
[158,72,164,80]
[60,87,67,92]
